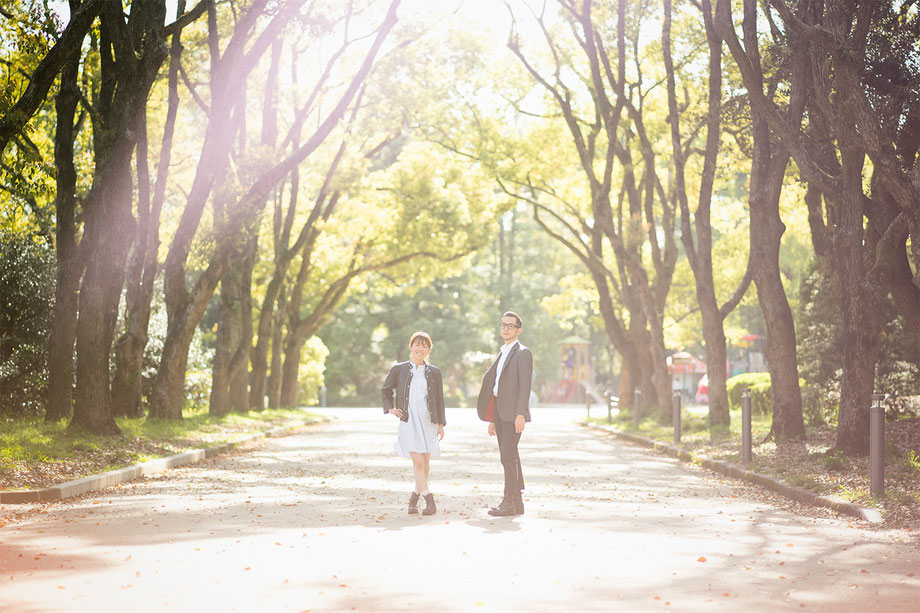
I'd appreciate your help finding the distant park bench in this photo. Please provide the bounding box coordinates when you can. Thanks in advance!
[582,381,618,420]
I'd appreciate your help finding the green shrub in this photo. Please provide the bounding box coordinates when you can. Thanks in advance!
[748,380,772,415]
[726,373,771,413]
[0,231,55,416]
[297,336,329,407]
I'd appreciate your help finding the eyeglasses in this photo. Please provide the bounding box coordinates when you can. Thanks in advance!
[499,323,520,330]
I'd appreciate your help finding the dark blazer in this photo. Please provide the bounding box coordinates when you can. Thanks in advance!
[381,361,446,426]
[476,342,533,423]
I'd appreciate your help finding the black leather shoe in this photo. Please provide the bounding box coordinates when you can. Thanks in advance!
[488,498,517,516]
[422,493,437,516]
[408,492,420,514]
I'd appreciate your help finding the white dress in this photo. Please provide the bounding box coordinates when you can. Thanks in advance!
[393,362,441,458]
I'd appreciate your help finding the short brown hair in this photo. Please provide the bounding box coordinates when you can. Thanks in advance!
[409,331,432,348]
[502,311,522,327]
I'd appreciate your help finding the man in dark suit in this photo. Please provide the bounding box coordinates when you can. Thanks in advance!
[477,311,533,516]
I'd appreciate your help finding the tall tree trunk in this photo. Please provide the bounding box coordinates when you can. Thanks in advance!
[804,182,829,259]
[876,215,920,340]
[247,36,282,409]
[150,0,278,420]
[719,0,805,441]
[209,271,235,417]
[150,256,224,419]
[111,0,186,418]
[111,268,147,418]
[590,265,648,410]
[665,0,749,429]
[228,238,255,411]
[251,274,282,409]
[267,292,285,409]
[630,269,670,421]
[150,315,198,420]
[211,238,255,415]
[110,113,154,418]
[749,160,804,441]
[45,39,83,422]
[70,1,170,434]
[250,172,298,410]
[279,332,304,408]
[830,145,885,454]
[748,99,804,440]
[71,156,134,434]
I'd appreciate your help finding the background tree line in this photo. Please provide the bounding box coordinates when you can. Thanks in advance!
[1,0,499,432]
[1,0,918,458]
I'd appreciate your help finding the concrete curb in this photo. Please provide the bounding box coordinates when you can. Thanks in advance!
[0,419,320,505]
[584,422,884,524]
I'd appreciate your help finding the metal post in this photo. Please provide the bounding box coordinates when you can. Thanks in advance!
[673,391,682,445]
[741,388,752,464]
[633,388,641,429]
[586,393,591,419]
[870,393,885,496]
[605,392,613,423]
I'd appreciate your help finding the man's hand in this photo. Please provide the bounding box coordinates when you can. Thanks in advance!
[514,415,525,433]
[488,422,496,436]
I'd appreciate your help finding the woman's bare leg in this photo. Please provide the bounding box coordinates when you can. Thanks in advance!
[410,452,427,493]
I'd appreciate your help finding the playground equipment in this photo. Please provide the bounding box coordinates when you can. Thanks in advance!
[553,336,594,402]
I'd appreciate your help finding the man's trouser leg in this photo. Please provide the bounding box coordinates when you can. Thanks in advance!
[495,418,524,496]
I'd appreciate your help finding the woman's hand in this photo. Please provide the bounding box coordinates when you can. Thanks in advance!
[388,408,403,419]
[437,424,445,440]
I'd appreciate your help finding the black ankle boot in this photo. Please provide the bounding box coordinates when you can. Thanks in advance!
[488,497,517,516]
[514,492,524,515]
[408,492,420,514]
[422,493,437,515]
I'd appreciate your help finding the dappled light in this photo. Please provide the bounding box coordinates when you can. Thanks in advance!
[1,0,919,609]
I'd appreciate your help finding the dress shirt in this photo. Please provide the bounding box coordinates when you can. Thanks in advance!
[492,340,520,397]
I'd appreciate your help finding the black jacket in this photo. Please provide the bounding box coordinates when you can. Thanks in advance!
[476,342,533,423]
[381,361,446,426]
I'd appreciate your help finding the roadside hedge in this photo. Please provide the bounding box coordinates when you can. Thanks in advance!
[726,372,772,414]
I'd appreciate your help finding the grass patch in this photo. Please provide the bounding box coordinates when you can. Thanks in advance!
[586,409,920,528]
[836,484,871,503]
[0,407,322,491]
[589,404,772,447]
[898,449,920,474]
[810,449,850,472]
[785,474,828,494]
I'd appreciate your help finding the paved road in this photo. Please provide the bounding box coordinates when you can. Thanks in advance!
[2,407,918,612]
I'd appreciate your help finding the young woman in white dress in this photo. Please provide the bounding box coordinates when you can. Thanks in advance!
[381,331,446,515]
